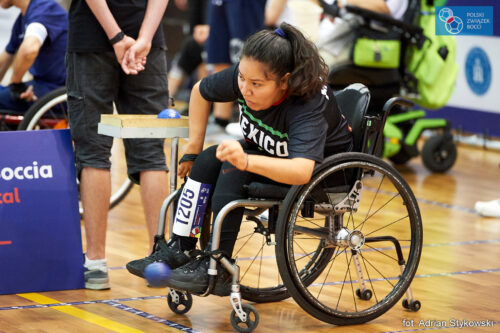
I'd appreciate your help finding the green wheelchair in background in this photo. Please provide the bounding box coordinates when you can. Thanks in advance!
[322,0,458,173]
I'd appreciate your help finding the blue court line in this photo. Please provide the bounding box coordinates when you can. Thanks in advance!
[105,301,203,333]
[309,268,500,287]
[414,197,476,214]
[2,268,499,312]
[0,295,167,311]
[0,295,200,332]
[365,186,477,214]
[1,269,498,332]
[382,321,499,333]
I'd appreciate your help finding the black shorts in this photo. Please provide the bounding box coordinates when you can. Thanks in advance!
[66,49,169,183]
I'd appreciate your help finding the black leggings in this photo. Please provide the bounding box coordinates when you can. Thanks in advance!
[176,142,280,256]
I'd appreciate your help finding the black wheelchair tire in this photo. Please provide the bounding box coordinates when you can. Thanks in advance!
[17,87,68,131]
[421,134,457,173]
[275,152,423,325]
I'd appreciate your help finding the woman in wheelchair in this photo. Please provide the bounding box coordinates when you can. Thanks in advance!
[127,23,353,295]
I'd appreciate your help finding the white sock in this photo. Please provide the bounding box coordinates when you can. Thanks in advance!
[84,254,108,272]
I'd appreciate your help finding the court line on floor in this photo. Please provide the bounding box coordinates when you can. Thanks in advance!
[414,197,476,214]
[105,301,203,333]
[17,293,144,333]
[309,268,500,287]
[9,294,200,332]
[365,186,477,214]
[4,267,499,312]
[1,294,166,311]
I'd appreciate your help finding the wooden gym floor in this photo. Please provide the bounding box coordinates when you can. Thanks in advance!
[0,139,499,333]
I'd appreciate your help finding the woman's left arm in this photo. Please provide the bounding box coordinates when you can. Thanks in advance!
[216,140,315,185]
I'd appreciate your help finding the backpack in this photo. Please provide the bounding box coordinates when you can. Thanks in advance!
[406,0,458,109]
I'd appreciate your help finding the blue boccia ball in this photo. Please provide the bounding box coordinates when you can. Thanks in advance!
[158,108,181,119]
[144,262,171,287]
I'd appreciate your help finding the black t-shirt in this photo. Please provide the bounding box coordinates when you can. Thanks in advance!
[67,0,166,52]
[200,64,353,163]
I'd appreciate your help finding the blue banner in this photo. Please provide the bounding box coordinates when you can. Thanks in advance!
[436,6,493,36]
[0,129,84,294]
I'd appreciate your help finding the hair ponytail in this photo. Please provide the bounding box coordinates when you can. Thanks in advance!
[241,22,328,99]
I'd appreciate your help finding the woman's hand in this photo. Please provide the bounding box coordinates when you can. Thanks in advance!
[216,140,248,171]
[178,143,201,178]
[178,160,194,178]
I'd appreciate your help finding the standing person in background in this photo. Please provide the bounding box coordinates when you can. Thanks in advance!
[205,0,266,136]
[168,0,209,100]
[66,0,170,290]
[0,0,67,113]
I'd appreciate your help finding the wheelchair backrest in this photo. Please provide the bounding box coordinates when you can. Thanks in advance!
[334,83,370,153]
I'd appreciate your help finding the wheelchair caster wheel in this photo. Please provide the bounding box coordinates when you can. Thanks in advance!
[356,288,372,300]
[230,304,259,332]
[402,298,421,312]
[167,291,193,314]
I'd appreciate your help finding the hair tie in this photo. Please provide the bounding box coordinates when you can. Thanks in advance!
[274,27,286,38]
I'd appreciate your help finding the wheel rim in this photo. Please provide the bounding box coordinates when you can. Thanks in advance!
[283,158,422,319]
[25,94,68,130]
[234,217,287,301]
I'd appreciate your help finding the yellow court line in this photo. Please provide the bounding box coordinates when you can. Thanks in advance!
[18,293,144,333]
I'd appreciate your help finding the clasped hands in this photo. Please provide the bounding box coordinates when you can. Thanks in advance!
[113,34,151,75]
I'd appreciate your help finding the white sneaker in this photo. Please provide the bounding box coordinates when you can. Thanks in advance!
[225,122,244,138]
[84,254,110,290]
[474,199,500,218]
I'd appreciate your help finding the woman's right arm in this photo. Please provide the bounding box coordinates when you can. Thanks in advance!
[178,80,212,177]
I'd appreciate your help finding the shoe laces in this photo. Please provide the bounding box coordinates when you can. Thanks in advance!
[149,238,179,260]
[182,250,226,273]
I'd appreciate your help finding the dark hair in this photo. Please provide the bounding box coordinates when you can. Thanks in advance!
[241,22,328,99]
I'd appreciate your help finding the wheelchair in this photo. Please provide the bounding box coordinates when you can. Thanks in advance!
[320,0,457,173]
[0,86,133,214]
[152,83,422,332]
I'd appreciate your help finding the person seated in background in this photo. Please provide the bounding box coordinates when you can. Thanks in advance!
[0,0,67,113]
[316,0,408,68]
[168,0,209,101]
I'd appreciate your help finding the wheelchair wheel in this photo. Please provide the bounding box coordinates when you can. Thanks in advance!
[421,134,457,173]
[233,214,289,303]
[17,87,133,214]
[276,152,422,325]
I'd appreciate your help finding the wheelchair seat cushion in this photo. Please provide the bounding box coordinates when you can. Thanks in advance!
[245,182,291,200]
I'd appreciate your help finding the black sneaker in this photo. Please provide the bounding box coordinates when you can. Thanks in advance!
[126,237,191,278]
[165,252,232,296]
